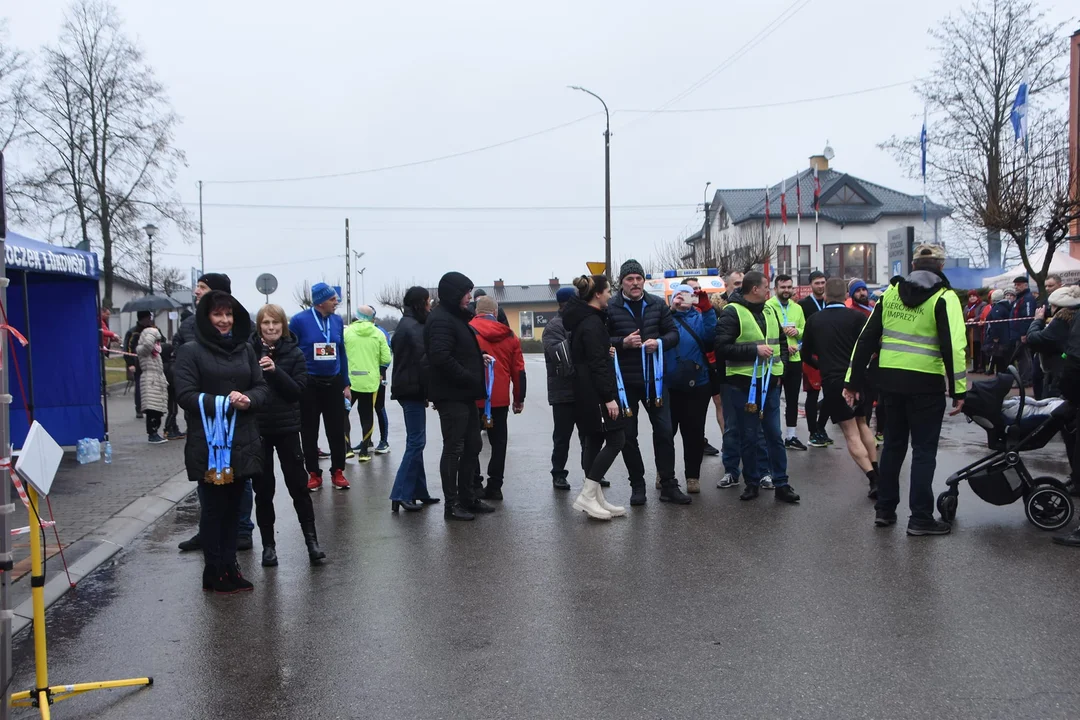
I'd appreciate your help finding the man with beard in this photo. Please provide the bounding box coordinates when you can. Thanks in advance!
[607,260,691,506]
[426,272,495,521]
[799,271,833,447]
[766,274,807,451]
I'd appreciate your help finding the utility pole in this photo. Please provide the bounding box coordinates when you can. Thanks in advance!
[702,181,712,267]
[198,180,204,274]
[570,86,612,280]
[345,219,351,319]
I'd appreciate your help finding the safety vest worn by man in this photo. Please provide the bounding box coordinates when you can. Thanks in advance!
[765,296,804,363]
[873,284,968,396]
[726,304,785,379]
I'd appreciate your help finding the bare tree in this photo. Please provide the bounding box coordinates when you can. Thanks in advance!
[18,0,192,306]
[293,281,313,310]
[0,20,28,153]
[375,279,411,314]
[984,125,1079,297]
[880,0,1068,268]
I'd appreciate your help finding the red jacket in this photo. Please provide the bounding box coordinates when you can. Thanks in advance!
[470,316,526,408]
[845,297,874,318]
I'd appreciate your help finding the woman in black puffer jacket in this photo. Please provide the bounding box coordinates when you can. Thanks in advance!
[173,291,269,594]
[250,304,326,567]
[388,287,438,511]
[562,274,627,522]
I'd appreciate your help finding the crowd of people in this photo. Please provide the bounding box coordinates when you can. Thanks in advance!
[106,246,1080,594]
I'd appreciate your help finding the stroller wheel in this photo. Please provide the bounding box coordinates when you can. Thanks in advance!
[937,491,958,523]
[1024,483,1074,531]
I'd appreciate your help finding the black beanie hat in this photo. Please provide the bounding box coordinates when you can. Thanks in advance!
[198,272,232,294]
[619,259,646,283]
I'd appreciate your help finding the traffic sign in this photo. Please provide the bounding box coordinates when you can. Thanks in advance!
[255,273,278,296]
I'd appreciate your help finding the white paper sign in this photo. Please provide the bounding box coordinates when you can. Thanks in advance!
[15,421,64,496]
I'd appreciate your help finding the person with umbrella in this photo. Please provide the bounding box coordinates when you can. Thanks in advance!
[123,311,154,419]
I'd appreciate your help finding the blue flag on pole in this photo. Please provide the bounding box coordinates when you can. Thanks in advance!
[920,108,928,223]
[1010,80,1029,148]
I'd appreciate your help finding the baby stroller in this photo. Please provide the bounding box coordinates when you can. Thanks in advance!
[937,366,1076,530]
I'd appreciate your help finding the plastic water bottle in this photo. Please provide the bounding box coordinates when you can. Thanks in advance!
[103,441,112,464]
[90,439,101,462]
[344,397,352,412]
[76,439,87,464]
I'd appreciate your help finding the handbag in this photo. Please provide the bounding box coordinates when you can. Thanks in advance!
[673,314,719,391]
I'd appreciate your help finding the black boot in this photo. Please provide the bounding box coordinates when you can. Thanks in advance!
[629,479,647,506]
[261,544,278,567]
[659,480,693,505]
[301,523,326,565]
[228,563,254,591]
[178,533,201,552]
[202,564,215,591]
[552,474,571,491]
[212,565,238,594]
[444,502,476,521]
[237,534,254,551]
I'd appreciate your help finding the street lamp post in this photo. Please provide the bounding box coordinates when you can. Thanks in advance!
[701,181,712,267]
[569,85,611,281]
[143,223,158,295]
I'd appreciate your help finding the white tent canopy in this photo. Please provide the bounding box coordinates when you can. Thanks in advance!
[982,247,1080,289]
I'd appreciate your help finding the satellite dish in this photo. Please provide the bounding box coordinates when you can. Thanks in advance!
[823,143,835,161]
[255,273,278,296]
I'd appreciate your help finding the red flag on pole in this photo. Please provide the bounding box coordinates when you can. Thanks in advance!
[764,187,771,230]
[795,174,802,223]
[780,178,788,227]
[813,166,821,251]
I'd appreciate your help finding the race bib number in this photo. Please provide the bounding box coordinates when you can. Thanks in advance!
[313,342,337,360]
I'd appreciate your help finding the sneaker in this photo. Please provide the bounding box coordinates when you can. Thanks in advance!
[331,469,350,490]
[823,433,835,446]
[875,433,884,445]
[808,432,829,448]
[686,478,701,493]
[874,509,897,527]
[307,472,323,491]
[345,448,356,460]
[760,475,775,490]
[785,437,808,451]
[237,535,253,551]
[148,433,168,444]
[906,518,951,536]
[702,440,720,456]
[374,441,391,455]
[552,475,571,491]
[717,473,740,489]
[467,499,496,514]
[357,454,372,463]
[774,485,800,503]
[164,429,186,440]
[318,448,330,459]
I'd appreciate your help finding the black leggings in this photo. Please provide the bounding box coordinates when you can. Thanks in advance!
[804,388,829,435]
[582,429,626,482]
[781,363,802,428]
[200,479,246,568]
[670,385,713,478]
[253,433,316,544]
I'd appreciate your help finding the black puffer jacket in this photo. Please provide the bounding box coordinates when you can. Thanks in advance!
[173,292,270,483]
[391,307,428,402]
[607,291,679,388]
[542,314,574,405]
[250,330,307,436]
[425,272,486,403]
[173,312,196,347]
[563,296,622,435]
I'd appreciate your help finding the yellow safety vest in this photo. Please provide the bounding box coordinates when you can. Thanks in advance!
[877,284,968,395]
[726,304,785,379]
[765,296,805,363]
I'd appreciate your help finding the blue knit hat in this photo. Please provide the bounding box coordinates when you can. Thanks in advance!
[556,287,574,304]
[848,279,868,299]
[311,282,337,306]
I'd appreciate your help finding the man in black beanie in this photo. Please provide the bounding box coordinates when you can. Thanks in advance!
[174,273,232,347]
[607,259,691,506]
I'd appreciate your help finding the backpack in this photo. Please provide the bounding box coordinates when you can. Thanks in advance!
[553,337,575,378]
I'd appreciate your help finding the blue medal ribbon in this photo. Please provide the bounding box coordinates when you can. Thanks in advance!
[483,359,496,427]
[310,307,332,343]
[759,358,774,419]
[613,352,631,417]
[640,339,665,407]
[812,296,826,312]
[199,393,236,483]
[747,355,760,409]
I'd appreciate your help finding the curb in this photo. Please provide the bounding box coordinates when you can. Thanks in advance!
[10,470,194,637]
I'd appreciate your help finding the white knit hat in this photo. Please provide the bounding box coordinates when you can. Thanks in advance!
[1048,285,1080,309]
[990,289,1004,303]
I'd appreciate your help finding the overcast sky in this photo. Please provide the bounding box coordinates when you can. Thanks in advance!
[6,0,1075,314]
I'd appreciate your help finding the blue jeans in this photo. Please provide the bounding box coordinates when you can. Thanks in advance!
[237,478,254,536]
[725,382,787,487]
[390,400,430,501]
[720,385,769,480]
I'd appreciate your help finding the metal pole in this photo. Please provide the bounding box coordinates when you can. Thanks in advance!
[198,180,205,274]
[0,150,12,720]
[569,86,611,280]
[345,219,351,319]
[148,239,154,295]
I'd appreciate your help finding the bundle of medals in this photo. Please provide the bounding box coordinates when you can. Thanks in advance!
[200,393,237,485]
[482,359,496,429]
[642,340,664,408]
[745,353,774,419]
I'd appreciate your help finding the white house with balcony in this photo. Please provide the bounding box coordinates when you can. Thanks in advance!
[686,151,952,286]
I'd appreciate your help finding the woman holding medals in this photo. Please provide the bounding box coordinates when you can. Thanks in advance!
[174,291,270,594]
[562,274,627,521]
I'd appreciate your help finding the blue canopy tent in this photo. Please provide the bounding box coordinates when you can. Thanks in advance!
[4,231,104,447]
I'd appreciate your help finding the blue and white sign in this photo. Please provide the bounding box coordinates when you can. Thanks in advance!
[4,231,100,279]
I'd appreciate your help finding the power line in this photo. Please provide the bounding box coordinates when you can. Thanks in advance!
[616,80,917,114]
[621,0,813,130]
[203,113,601,186]
[217,254,344,271]
[184,201,696,212]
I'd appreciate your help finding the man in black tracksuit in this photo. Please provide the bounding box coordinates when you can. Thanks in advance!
[543,287,580,490]
[798,270,832,446]
[426,271,495,521]
[607,259,692,506]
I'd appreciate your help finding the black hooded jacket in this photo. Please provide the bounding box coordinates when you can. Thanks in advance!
[172,292,270,482]
[425,272,486,403]
[391,306,429,402]
[607,291,679,388]
[714,289,786,391]
[250,329,307,436]
[847,269,965,399]
[562,296,622,434]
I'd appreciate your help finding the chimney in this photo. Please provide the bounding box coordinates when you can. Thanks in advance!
[494,279,505,290]
[549,277,560,287]
[809,154,829,171]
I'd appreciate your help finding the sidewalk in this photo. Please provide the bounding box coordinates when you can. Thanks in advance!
[8,388,195,633]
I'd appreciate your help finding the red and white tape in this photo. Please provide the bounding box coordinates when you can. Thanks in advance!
[2,458,58,535]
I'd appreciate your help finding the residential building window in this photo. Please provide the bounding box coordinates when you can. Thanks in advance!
[797,245,812,285]
[823,243,876,283]
[519,311,534,340]
[777,246,791,275]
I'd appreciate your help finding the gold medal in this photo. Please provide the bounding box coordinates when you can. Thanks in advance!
[223,467,234,484]
[745,403,758,414]
[483,415,493,429]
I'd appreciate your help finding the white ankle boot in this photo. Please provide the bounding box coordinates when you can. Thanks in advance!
[573,479,613,520]
[594,484,626,517]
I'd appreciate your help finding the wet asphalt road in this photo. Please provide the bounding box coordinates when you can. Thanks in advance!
[10,359,1080,719]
